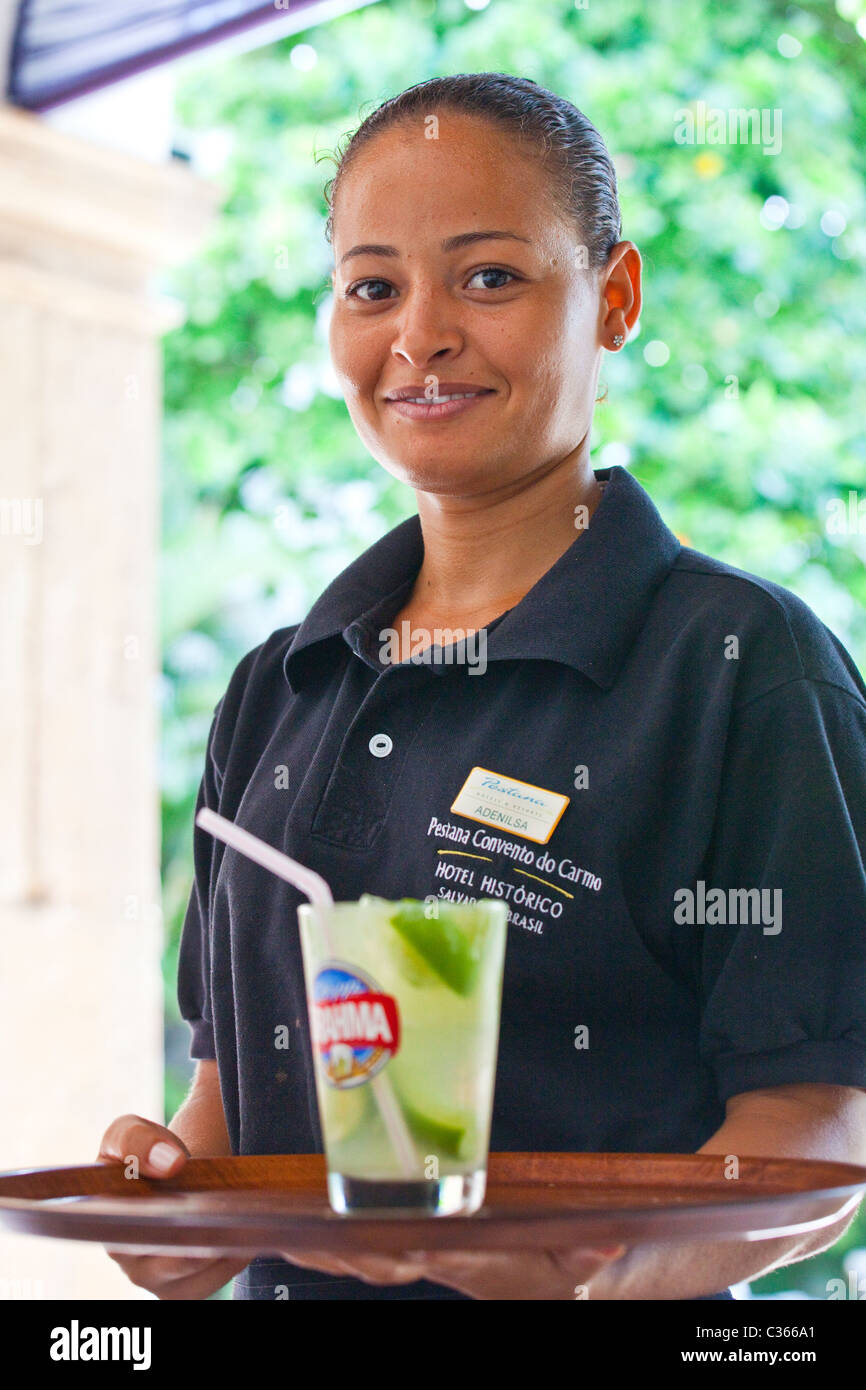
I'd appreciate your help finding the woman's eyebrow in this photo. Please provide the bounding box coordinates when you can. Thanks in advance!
[338,230,532,266]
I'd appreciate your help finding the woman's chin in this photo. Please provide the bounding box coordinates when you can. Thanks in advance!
[380,457,506,496]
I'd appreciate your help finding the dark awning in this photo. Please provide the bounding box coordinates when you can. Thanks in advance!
[7,0,375,111]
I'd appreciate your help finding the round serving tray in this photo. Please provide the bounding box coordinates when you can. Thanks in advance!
[0,1152,863,1257]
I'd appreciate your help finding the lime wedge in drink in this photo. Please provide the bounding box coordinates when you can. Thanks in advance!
[387,900,486,996]
[384,923,440,988]
[398,1095,474,1160]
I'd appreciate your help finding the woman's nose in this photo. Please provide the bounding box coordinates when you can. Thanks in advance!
[389,288,463,367]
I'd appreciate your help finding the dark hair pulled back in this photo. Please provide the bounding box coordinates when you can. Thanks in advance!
[322,72,622,272]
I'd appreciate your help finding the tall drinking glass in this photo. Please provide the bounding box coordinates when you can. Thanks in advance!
[298,894,508,1216]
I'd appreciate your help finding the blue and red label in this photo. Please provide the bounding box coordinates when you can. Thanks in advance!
[312,963,400,1088]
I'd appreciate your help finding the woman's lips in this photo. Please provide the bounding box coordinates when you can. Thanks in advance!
[385,390,495,421]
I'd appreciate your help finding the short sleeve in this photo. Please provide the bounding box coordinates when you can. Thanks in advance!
[699,677,866,1104]
[176,699,225,1061]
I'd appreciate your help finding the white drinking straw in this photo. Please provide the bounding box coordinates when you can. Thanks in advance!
[195,808,418,1178]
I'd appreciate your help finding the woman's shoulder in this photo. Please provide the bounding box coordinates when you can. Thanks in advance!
[207,621,303,769]
[663,546,866,710]
[223,621,302,697]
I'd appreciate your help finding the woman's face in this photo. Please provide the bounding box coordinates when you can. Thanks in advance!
[328,111,638,499]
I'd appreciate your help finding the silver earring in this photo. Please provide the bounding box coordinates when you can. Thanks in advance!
[612,334,624,348]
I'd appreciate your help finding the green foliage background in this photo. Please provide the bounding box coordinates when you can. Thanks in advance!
[160,0,866,1298]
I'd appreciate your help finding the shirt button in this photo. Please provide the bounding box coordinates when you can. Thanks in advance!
[368,733,393,758]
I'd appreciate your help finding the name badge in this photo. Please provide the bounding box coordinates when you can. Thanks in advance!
[450,766,570,845]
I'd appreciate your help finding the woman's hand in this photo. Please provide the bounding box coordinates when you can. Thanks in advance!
[97,1113,249,1300]
[277,1243,627,1299]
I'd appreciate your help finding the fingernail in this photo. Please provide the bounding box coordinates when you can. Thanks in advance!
[148,1141,181,1173]
[590,1245,625,1258]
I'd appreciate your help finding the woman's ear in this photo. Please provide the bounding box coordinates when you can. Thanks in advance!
[600,241,642,343]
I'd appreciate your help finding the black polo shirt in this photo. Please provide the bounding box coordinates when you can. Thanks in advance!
[178,464,866,1302]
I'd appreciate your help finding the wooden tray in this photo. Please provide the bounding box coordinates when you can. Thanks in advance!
[0,1153,863,1257]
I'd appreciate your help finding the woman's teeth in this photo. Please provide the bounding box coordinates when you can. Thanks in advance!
[404,392,480,403]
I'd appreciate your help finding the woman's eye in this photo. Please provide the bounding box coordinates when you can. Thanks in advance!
[345,267,518,301]
[347,279,395,302]
[466,266,517,290]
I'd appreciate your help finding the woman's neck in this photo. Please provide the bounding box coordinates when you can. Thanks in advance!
[406,449,603,624]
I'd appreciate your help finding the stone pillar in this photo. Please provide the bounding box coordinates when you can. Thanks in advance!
[0,104,219,1298]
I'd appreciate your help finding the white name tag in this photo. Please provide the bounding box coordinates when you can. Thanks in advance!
[450,766,570,845]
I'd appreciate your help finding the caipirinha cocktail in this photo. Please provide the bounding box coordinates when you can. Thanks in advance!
[298,894,508,1215]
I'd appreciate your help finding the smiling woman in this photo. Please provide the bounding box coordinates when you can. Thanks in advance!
[101,72,866,1304]
[323,76,640,651]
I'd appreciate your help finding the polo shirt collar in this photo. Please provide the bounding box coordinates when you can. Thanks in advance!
[283,465,681,693]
